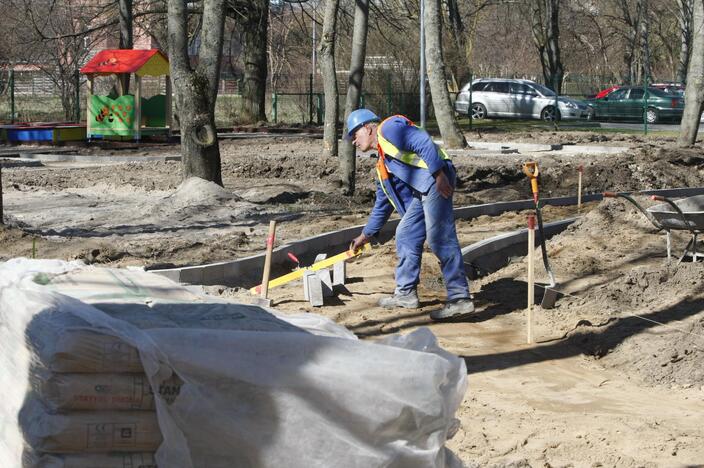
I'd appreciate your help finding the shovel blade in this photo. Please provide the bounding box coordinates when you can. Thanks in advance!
[252,297,272,308]
[541,287,559,309]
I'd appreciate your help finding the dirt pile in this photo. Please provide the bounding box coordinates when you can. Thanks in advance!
[478,197,704,388]
[158,177,240,211]
[454,144,704,204]
[565,262,704,388]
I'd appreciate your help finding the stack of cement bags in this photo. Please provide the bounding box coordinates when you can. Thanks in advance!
[19,297,308,468]
[1,259,468,468]
[20,316,166,467]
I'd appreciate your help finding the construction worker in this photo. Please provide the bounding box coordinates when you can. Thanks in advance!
[347,109,474,321]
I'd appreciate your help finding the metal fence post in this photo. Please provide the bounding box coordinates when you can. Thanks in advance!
[74,70,81,122]
[386,75,392,115]
[308,73,313,124]
[468,71,473,131]
[554,79,559,130]
[317,94,324,125]
[272,92,278,123]
[9,69,15,124]
[643,74,649,135]
[360,94,365,108]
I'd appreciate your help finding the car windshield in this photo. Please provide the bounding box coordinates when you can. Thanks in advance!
[530,83,556,97]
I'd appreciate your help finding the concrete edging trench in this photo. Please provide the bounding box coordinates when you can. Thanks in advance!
[151,187,704,288]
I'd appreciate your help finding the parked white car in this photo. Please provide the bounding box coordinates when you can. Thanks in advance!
[454,78,590,121]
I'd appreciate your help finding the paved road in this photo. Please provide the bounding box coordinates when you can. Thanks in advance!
[596,119,704,132]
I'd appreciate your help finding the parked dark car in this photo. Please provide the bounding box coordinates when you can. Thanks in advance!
[650,82,685,95]
[585,86,684,123]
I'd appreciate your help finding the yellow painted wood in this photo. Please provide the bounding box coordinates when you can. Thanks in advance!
[136,54,170,77]
[250,243,371,295]
[53,126,86,142]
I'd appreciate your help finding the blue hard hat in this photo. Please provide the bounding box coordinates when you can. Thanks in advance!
[345,109,380,140]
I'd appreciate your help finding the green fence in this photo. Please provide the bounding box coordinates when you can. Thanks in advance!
[0,68,679,135]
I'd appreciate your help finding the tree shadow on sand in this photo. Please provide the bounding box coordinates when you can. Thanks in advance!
[462,296,704,374]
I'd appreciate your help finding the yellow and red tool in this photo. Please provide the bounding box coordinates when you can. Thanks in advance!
[522,161,558,308]
[523,161,540,203]
[250,243,372,295]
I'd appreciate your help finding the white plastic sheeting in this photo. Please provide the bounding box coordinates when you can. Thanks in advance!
[0,258,467,468]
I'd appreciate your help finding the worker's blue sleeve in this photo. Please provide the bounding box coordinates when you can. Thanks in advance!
[362,180,394,237]
[381,119,446,175]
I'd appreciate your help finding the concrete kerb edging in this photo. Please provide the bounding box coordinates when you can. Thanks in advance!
[218,132,323,140]
[0,159,43,168]
[462,218,576,279]
[16,154,181,163]
[149,186,704,288]
[447,141,628,155]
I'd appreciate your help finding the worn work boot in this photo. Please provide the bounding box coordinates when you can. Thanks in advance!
[430,298,475,322]
[377,291,420,309]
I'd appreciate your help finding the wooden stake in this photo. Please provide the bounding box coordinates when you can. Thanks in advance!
[134,74,142,142]
[527,214,536,344]
[86,75,94,139]
[260,220,277,301]
[577,165,583,212]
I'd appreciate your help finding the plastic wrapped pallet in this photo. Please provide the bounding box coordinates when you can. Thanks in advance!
[26,300,305,375]
[25,452,156,468]
[38,373,179,412]
[20,401,162,453]
[1,259,468,468]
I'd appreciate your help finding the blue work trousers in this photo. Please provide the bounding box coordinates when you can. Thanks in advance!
[394,181,470,302]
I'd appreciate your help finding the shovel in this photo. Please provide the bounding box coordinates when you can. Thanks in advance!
[522,161,559,308]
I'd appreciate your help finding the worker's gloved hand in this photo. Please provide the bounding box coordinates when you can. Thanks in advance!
[350,233,370,251]
[435,171,454,199]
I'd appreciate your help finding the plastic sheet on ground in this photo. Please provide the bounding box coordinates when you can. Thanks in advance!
[0,258,468,468]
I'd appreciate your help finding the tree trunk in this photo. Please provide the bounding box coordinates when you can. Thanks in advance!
[118,0,133,49]
[319,0,340,157]
[118,0,133,95]
[168,0,225,185]
[676,0,694,83]
[446,0,469,84]
[237,0,269,124]
[678,0,704,146]
[340,0,370,195]
[530,0,563,93]
[424,0,466,148]
[638,0,651,82]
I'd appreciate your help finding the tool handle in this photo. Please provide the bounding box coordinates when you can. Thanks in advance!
[523,161,540,202]
[534,204,553,280]
[522,161,539,178]
[260,221,277,299]
[651,195,694,233]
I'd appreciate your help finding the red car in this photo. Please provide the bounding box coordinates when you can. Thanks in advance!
[594,86,620,99]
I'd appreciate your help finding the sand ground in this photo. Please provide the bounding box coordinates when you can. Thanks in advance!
[1,130,703,467]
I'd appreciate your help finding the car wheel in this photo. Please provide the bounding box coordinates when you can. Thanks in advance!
[471,103,487,120]
[646,108,658,124]
[541,106,560,122]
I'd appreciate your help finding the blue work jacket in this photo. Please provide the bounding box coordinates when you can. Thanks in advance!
[362,116,456,238]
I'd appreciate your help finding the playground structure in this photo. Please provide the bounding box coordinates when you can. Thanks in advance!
[0,123,86,144]
[80,49,172,141]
